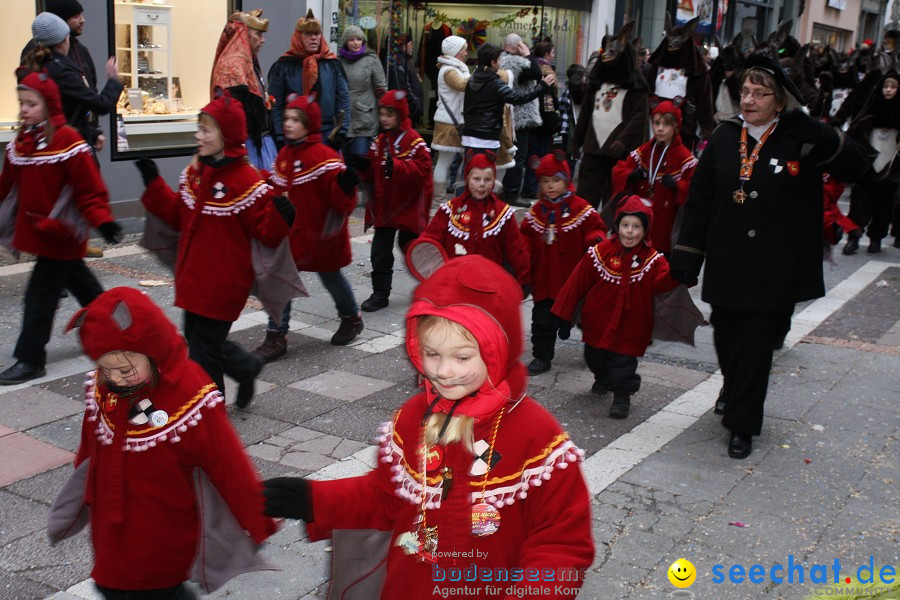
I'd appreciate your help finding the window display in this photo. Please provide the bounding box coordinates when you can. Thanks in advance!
[109,0,237,159]
[0,3,39,144]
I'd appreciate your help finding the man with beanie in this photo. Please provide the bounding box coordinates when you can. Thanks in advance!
[269,10,351,149]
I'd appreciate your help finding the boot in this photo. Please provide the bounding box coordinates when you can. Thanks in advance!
[609,394,630,419]
[361,294,389,312]
[527,357,551,375]
[253,331,287,363]
[362,273,391,312]
[867,238,882,253]
[842,230,860,255]
[331,314,364,346]
[235,353,265,410]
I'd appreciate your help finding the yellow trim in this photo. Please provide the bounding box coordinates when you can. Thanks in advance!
[468,432,570,487]
[204,180,267,208]
[31,140,87,157]
[394,137,426,159]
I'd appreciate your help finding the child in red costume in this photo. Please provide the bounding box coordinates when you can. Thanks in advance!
[263,254,594,599]
[419,152,531,285]
[51,287,277,600]
[356,90,433,312]
[822,172,858,250]
[611,98,696,254]
[253,93,363,361]
[0,70,122,385]
[520,151,606,376]
[134,90,294,408]
[552,195,680,419]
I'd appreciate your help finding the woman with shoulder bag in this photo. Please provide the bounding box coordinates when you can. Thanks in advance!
[432,36,470,200]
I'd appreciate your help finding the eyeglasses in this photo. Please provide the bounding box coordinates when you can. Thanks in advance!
[739,90,776,101]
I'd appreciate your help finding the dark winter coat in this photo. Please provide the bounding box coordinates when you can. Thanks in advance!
[268,56,351,143]
[462,66,548,142]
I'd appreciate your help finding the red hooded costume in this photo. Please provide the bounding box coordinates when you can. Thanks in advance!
[420,154,531,285]
[552,195,680,356]
[822,172,856,246]
[270,94,356,272]
[305,255,593,599]
[521,153,607,302]
[0,71,114,260]
[56,288,276,591]
[363,90,433,233]
[610,100,697,252]
[140,91,290,322]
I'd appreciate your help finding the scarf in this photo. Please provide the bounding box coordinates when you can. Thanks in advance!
[338,45,368,61]
[285,33,337,95]
[210,20,265,101]
[15,123,49,156]
[436,55,468,73]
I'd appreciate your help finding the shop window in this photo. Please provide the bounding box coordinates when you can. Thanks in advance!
[108,0,240,160]
[0,2,41,145]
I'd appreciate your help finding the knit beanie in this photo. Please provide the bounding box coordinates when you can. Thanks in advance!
[296,9,322,34]
[339,25,365,48]
[441,35,467,58]
[32,12,71,47]
[46,0,84,21]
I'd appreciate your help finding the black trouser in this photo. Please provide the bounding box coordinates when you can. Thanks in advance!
[584,345,641,394]
[183,311,257,393]
[370,227,418,298]
[502,127,531,195]
[711,305,790,437]
[531,299,558,362]
[576,154,618,209]
[96,583,196,600]
[848,176,897,241]
[14,256,103,366]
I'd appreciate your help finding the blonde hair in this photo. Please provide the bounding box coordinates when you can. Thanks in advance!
[417,315,479,453]
[15,90,55,145]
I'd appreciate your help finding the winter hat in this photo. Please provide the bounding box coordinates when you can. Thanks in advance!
[296,9,322,34]
[442,35,467,58]
[46,0,84,21]
[286,93,323,140]
[16,69,67,128]
[201,88,247,158]
[378,89,411,130]
[339,25,365,48]
[533,150,571,182]
[650,97,683,130]
[32,12,70,47]
[463,150,497,179]
[614,194,654,240]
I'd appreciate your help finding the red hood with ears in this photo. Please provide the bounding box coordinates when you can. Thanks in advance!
[286,92,323,142]
[533,150,575,191]
[17,69,67,128]
[66,287,194,387]
[463,150,498,180]
[614,194,655,246]
[378,89,412,130]
[201,88,248,158]
[405,255,527,419]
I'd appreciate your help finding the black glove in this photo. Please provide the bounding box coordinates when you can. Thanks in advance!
[344,153,370,172]
[328,131,348,151]
[669,269,698,287]
[263,477,314,522]
[779,108,823,145]
[337,167,359,195]
[660,174,677,189]
[628,167,646,182]
[552,315,572,340]
[134,158,159,187]
[97,221,123,244]
[383,153,394,179]
[272,196,295,227]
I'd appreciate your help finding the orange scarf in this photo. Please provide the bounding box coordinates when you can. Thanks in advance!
[284,32,336,95]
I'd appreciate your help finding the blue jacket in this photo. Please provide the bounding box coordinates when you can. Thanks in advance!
[268,55,351,143]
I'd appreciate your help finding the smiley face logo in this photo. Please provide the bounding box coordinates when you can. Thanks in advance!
[668,558,696,588]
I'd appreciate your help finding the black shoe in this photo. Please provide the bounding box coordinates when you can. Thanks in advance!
[331,314,364,346]
[0,361,46,385]
[772,336,786,350]
[527,357,551,375]
[361,294,389,312]
[609,394,630,419]
[235,354,265,410]
[727,432,752,459]
[842,231,860,255]
[591,381,609,395]
[867,239,882,253]
[714,388,727,415]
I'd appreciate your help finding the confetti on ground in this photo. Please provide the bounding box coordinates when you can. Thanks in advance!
[811,424,825,431]
[138,280,170,287]
[728,522,749,528]
[804,459,812,464]
[779,444,791,449]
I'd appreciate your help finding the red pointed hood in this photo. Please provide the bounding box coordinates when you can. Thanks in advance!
[201,88,248,158]
[378,89,412,130]
[17,69,66,128]
[286,93,323,142]
[614,194,654,246]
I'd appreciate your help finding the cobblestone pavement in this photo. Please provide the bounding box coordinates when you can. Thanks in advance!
[0,207,897,600]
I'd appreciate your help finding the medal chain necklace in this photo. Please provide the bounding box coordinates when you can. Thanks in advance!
[734,122,777,204]
[647,141,670,198]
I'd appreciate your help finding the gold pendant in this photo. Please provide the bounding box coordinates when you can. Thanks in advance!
[733,188,748,205]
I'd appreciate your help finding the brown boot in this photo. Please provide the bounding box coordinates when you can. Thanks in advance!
[253,331,287,363]
[331,314,364,346]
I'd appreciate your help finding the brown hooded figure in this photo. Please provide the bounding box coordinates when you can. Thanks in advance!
[573,20,649,209]
[646,14,716,149]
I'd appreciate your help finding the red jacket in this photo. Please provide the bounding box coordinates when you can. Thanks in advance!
[420,192,531,285]
[68,288,276,590]
[270,141,355,272]
[0,126,113,260]
[521,193,606,302]
[610,139,696,252]
[364,127,432,233]
[822,172,855,245]
[552,237,679,356]
[141,160,289,322]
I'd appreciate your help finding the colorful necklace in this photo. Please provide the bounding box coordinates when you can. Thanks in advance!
[734,121,777,204]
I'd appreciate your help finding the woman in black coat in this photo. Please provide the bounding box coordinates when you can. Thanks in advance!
[669,55,870,459]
